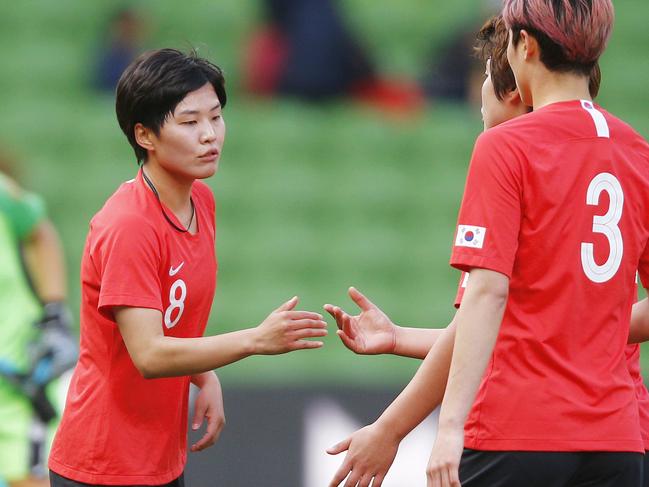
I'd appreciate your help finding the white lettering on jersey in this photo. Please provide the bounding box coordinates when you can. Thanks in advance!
[580,100,610,138]
[169,262,184,276]
[164,279,187,329]
[455,225,486,249]
[581,173,624,283]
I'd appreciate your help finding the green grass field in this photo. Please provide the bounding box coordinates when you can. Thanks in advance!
[1,0,648,385]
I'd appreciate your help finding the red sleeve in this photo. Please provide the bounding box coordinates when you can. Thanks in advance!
[450,130,523,278]
[91,214,163,318]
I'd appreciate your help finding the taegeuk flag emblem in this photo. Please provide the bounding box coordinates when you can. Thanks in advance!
[455,225,486,249]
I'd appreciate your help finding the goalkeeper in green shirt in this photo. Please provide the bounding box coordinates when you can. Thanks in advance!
[0,168,77,487]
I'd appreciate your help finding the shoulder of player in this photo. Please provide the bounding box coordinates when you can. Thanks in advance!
[601,109,649,154]
[91,182,156,235]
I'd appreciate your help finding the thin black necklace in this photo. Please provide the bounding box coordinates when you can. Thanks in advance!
[141,168,195,233]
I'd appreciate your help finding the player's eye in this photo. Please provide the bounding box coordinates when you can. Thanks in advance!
[212,115,221,122]
[182,120,197,125]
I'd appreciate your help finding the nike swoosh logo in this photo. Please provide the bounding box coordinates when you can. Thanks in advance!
[169,262,184,276]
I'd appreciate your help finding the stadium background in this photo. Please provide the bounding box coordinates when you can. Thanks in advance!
[1,1,648,484]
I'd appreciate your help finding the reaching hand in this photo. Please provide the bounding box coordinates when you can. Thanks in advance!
[426,427,464,487]
[324,287,397,355]
[190,374,225,452]
[327,423,400,487]
[255,296,328,354]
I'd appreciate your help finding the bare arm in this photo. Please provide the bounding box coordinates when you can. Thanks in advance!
[115,296,327,379]
[628,297,649,344]
[426,268,508,487]
[22,219,67,302]
[327,314,457,487]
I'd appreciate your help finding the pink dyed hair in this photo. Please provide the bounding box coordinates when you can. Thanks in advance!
[502,0,614,64]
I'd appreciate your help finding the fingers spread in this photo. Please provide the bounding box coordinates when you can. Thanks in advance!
[329,458,353,487]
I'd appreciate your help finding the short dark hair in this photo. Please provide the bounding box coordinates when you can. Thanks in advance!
[116,48,227,163]
[475,16,515,102]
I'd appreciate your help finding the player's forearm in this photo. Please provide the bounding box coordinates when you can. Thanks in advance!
[437,271,507,432]
[393,326,445,359]
[373,320,457,440]
[628,298,649,343]
[139,329,259,378]
[23,219,67,302]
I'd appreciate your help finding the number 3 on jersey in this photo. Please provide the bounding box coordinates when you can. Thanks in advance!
[164,279,187,328]
[581,172,624,283]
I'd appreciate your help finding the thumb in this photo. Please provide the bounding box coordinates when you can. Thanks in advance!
[276,296,298,312]
[192,395,206,431]
[349,287,375,311]
[327,436,351,455]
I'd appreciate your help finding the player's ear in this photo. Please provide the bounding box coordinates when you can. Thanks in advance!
[504,88,526,110]
[134,123,155,153]
[519,29,539,61]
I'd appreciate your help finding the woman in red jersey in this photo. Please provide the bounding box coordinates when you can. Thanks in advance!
[326,2,649,485]
[47,49,328,487]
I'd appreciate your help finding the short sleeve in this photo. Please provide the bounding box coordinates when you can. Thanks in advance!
[450,130,523,278]
[0,174,46,240]
[91,215,164,317]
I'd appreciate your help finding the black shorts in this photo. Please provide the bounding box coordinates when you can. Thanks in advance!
[459,448,643,487]
[49,470,185,487]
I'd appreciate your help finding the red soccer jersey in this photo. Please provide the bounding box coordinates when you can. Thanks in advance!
[450,100,649,452]
[455,273,649,451]
[49,170,217,484]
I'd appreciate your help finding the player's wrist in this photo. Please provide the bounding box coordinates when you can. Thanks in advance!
[390,324,404,355]
[374,414,409,442]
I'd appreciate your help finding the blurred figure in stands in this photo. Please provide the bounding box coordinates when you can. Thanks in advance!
[243,0,424,113]
[93,7,147,93]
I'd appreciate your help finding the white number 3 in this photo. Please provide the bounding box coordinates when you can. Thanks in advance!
[164,279,187,329]
[581,172,624,283]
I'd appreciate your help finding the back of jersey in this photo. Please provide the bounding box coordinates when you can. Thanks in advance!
[450,99,649,452]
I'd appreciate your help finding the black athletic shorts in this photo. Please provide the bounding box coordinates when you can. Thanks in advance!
[459,448,643,487]
[49,470,185,487]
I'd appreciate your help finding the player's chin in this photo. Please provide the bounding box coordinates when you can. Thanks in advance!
[192,160,219,179]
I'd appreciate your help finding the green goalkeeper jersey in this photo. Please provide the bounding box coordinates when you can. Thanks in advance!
[0,173,46,369]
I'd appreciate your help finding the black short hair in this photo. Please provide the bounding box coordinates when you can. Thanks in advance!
[116,48,227,163]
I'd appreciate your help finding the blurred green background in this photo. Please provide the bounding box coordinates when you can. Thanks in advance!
[1,0,648,386]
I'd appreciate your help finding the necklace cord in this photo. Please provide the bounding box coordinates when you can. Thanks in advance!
[141,168,195,233]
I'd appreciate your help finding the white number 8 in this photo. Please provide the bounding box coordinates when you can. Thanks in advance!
[164,279,187,329]
[581,172,624,283]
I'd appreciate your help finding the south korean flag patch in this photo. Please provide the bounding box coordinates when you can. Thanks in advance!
[455,225,486,249]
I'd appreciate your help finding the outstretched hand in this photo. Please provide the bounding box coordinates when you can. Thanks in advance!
[324,287,396,355]
[255,296,328,354]
[327,423,400,487]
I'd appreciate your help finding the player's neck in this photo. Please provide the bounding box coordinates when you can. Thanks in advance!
[530,70,591,111]
[140,161,193,214]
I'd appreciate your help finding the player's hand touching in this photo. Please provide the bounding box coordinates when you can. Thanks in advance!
[254,296,328,354]
[426,426,464,487]
[324,287,396,355]
[326,423,400,487]
[190,372,225,452]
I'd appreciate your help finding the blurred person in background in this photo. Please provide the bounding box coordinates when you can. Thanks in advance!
[421,0,500,105]
[48,48,328,487]
[326,4,649,485]
[93,7,147,93]
[243,0,424,113]
[0,148,77,487]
